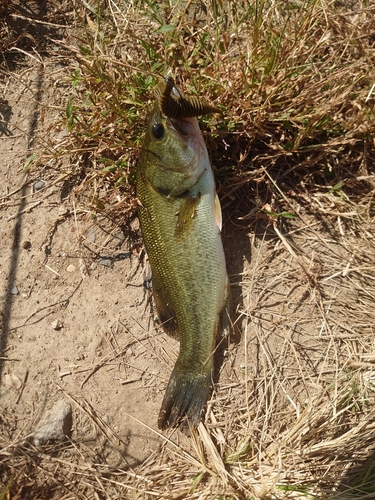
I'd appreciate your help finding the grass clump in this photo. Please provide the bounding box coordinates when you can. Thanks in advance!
[57,0,375,227]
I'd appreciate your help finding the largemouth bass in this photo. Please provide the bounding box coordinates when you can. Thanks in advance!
[136,80,230,429]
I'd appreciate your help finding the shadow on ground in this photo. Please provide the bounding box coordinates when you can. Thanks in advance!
[0,1,67,384]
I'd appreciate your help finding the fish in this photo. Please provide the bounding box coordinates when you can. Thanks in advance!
[136,78,231,430]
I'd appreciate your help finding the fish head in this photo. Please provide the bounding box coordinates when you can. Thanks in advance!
[140,102,208,197]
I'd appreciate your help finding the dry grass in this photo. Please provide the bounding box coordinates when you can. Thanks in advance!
[1,0,375,498]
[34,0,375,227]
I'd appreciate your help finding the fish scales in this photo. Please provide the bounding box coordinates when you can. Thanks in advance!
[137,165,226,368]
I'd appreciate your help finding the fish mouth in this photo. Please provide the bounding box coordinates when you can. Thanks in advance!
[167,117,195,138]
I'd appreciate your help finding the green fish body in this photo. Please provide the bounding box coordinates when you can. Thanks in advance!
[136,94,230,430]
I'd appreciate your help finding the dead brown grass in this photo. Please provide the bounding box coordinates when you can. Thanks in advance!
[1,0,375,498]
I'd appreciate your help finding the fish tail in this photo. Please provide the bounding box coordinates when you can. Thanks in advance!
[158,362,212,430]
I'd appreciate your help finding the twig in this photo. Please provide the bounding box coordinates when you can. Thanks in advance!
[15,370,29,404]
[6,201,42,221]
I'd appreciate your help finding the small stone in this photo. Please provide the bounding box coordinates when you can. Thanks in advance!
[58,206,70,217]
[84,229,96,243]
[32,400,72,446]
[3,373,22,390]
[51,319,63,330]
[114,252,131,261]
[22,240,31,250]
[34,181,45,192]
[99,258,113,268]
[113,232,125,243]
[66,264,76,273]
[10,285,19,295]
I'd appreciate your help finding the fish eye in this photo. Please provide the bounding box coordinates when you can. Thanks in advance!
[152,123,165,139]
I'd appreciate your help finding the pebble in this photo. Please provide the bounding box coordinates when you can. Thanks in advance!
[33,180,45,192]
[58,206,70,217]
[84,228,96,243]
[51,319,63,330]
[32,400,72,446]
[113,232,125,243]
[66,264,76,273]
[99,258,113,268]
[3,372,22,390]
[113,252,131,261]
[10,285,19,295]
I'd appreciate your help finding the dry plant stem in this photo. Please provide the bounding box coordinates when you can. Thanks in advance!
[54,384,134,470]
[122,412,204,470]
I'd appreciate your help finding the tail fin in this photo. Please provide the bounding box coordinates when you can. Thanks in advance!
[158,363,212,430]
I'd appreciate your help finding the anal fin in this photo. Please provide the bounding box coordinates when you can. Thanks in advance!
[220,278,232,337]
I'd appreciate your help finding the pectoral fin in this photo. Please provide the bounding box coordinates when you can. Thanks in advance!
[174,193,201,239]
